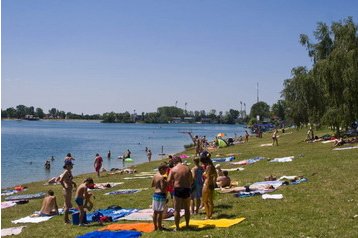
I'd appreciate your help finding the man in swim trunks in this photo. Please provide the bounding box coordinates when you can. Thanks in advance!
[40,190,59,216]
[167,157,193,231]
[93,153,103,177]
[151,163,168,230]
[75,177,94,226]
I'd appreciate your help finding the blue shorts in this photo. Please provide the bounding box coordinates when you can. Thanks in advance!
[75,197,84,206]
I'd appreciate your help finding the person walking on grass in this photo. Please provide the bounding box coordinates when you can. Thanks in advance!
[75,178,95,226]
[168,157,193,231]
[151,163,168,231]
[93,153,103,177]
[59,160,76,224]
[272,129,279,146]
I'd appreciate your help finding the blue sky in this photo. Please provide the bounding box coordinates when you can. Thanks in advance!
[2,0,358,115]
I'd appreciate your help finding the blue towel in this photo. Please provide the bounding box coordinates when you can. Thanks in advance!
[212,156,235,163]
[86,208,137,222]
[77,230,142,238]
[290,178,308,185]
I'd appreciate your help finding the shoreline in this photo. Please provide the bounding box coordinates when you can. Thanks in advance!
[1,146,187,190]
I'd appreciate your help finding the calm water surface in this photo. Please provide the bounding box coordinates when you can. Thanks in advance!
[1,120,245,188]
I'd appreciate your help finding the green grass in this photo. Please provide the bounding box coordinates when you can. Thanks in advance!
[2,128,358,237]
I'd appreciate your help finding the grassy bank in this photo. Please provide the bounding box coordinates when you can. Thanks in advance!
[2,128,358,237]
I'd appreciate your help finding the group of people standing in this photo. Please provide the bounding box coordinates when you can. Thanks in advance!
[58,153,95,225]
[151,151,217,231]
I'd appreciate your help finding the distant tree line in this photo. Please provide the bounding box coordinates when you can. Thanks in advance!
[1,105,102,120]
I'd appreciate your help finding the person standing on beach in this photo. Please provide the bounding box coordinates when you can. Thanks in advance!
[167,157,193,231]
[59,160,77,224]
[272,129,279,146]
[245,130,249,143]
[75,177,95,226]
[151,163,168,231]
[147,149,152,162]
[200,151,217,220]
[191,157,204,214]
[94,153,103,177]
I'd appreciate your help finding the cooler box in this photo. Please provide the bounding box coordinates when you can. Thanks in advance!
[72,211,87,225]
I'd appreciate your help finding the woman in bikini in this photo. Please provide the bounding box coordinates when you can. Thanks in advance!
[59,160,77,224]
[200,152,217,219]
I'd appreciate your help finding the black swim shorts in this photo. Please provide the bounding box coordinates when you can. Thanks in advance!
[174,187,191,199]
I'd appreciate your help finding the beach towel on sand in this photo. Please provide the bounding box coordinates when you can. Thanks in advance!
[1,226,26,236]
[11,215,54,224]
[77,230,142,238]
[86,209,137,222]
[98,223,154,233]
[172,218,245,229]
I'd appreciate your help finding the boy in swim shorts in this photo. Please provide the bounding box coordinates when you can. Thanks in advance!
[151,163,168,230]
[75,177,94,226]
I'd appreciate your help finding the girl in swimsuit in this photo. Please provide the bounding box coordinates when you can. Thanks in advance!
[200,153,217,219]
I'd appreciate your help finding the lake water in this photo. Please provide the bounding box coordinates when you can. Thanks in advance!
[1,120,245,188]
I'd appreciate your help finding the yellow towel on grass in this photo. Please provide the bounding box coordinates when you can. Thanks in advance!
[172,218,245,229]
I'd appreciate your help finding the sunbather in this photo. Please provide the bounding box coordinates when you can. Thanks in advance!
[39,190,59,216]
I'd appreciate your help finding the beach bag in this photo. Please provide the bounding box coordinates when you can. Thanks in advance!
[91,211,104,222]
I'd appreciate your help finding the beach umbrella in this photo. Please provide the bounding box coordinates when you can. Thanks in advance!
[217,133,225,137]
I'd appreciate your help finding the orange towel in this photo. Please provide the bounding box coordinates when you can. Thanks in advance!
[98,223,155,233]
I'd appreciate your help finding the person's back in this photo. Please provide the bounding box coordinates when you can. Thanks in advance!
[171,163,192,188]
[40,190,58,216]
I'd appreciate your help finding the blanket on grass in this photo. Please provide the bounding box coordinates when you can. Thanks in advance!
[89,182,123,191]
[1,226,26,236]
[212,156,235,163]
[1,201,17,209]
[86,208,138,222]
[333,146,358,151]
[262,194,283,200]
[11,215,54,224]
[104,189,143,195]
[269,156,294,163]
[118,208,184,221]
[77,231,142,238]
[123,177,152,180]
[230,157,265,165]
[5,192,46,201]
[98,223,154,233]
[172,218,245,229]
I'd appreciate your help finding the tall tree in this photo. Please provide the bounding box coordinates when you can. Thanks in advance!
[250,101,270,121]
